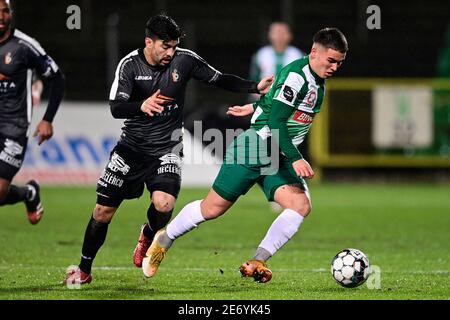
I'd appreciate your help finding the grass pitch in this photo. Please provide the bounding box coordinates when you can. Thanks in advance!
[0,183,449,300]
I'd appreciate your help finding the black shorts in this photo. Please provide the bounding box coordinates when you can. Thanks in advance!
[96,144,182,207]
[0,134,28,181]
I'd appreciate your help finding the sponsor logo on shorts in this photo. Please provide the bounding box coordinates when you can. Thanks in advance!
[158,153,182,176]
[159,153,182,167]
[4,139,23,156]
[0,139,23,168]
[107,152,130,175]
[157,165,181,176]
[99,169,124,187]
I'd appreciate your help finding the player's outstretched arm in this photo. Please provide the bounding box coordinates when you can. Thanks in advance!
[226,104,254,117]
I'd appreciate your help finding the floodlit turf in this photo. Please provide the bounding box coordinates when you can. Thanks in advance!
[0,183,449,300]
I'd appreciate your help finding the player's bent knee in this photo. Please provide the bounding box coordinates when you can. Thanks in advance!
[200,201,226,220]
[299,201,312,217]
[293,197,312,217]
[93,204,116,223]
[153,201,174,213]
[152,192,176,213]
[279,198,312,217]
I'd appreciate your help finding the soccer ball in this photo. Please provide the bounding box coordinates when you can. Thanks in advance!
[331,248,370,288]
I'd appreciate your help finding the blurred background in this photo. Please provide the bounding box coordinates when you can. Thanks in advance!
[10,0,450,185]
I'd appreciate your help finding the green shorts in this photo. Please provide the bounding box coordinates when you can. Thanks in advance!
[212,129,307,202]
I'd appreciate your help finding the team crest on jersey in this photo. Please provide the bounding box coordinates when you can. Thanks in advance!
[305,89,317,107]
[171,69,179,82]
[4,52,12,64]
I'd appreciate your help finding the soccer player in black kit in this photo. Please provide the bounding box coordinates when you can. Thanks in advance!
[64,14,273,285]
[0,0,64,224]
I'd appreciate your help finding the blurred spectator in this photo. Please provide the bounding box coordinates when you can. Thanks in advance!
[249,22,305,83]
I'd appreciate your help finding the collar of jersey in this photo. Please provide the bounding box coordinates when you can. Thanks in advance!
[306,56,324,84]
[0,28,15,47]
[138,48,168,70]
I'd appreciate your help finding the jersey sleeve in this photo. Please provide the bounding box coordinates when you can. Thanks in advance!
[190,53,221,83]
[268,99,303,163]
[273,71,305,108]
[21,38,64,123]
[24,41,60,79]
[109,58,135,102]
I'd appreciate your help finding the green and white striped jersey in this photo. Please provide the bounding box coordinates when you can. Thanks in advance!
[251,55,325,148]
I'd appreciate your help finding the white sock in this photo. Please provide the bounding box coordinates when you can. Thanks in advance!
[258,209,304,256]
[166,200,205,240]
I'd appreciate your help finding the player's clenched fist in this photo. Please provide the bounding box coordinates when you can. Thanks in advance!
[141,89,165,116]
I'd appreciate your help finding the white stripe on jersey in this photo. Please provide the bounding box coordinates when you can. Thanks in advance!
[109,50,139,100]
[14,29,47,56]
[26,69,32,132]
[302,65,317,86]
[176,47,221,82]
[274,72,305,107]
[15,29,59,74]
[284,72,305,91]
[299,65,320,113]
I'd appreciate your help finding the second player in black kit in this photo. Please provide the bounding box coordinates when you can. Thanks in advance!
[65,14,274,284]
[0,0,64,225]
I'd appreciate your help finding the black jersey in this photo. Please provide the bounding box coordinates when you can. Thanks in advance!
[109,47,257,156]
[0,29,61,137]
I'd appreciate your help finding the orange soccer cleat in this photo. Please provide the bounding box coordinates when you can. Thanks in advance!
[239,259,273,283]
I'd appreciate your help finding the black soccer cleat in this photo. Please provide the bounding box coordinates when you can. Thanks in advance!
[25,180,44,225]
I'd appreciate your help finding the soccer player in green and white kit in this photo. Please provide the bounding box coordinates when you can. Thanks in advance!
[142,27,348,283]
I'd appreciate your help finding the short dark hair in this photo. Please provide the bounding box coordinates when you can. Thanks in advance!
[145,14,183,41]
[313,27,348,53]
